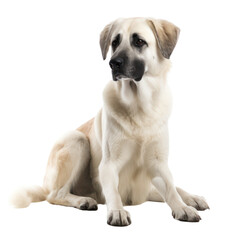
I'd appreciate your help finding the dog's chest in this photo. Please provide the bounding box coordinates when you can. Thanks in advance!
[117,107,164,136]
[117,137,160,205]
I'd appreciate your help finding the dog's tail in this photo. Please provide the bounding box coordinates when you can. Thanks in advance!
[10,185,47,208]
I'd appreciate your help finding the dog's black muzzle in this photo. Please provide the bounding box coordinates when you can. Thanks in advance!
[109,53,145,82]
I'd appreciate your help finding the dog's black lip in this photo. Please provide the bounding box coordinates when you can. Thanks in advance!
[134,76,142,81]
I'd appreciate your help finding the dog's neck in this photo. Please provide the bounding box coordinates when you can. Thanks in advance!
[119,76,166,110]
[103,73,171,124]
[117,79,138,104]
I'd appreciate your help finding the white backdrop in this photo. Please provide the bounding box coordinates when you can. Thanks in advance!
[1,0,240,239]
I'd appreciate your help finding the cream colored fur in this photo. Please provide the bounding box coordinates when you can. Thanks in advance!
[11,17,209,226]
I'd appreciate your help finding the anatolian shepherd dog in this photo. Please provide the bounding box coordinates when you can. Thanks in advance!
[12,17,209,226]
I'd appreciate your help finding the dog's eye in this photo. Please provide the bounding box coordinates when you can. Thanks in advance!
[112,34,120,50]
[112,40,119,47]
[135,39,146,48]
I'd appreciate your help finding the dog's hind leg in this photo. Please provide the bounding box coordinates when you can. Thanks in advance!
[147,185,209,211]
[44,130,98,210]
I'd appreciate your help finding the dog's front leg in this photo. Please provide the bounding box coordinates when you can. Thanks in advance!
[149,161,201,222]
[99,161,131,226]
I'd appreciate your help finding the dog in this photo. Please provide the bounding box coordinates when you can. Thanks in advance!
[11,17,209,226]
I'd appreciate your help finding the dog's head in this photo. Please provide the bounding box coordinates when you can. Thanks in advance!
[100,18,180,82]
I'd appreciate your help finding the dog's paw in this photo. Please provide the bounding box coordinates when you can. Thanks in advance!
[172,206,201,222]
[183,195,210,211]
[79,197,98,211]
[107,209,131,226]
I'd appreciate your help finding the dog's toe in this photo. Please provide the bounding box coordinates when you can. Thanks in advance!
[107,209,131,227]
[79,197,98,211]
[184,195,210,211]
[172,206,201,222]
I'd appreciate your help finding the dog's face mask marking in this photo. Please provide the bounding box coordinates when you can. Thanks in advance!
[100,18,180,82]
[109,32,146,81]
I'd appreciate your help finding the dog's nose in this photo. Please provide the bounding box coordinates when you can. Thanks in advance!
[109,58,123,69]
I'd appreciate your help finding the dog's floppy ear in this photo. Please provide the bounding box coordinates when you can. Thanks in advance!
[148,19,180,59]
[100,22,115,60]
